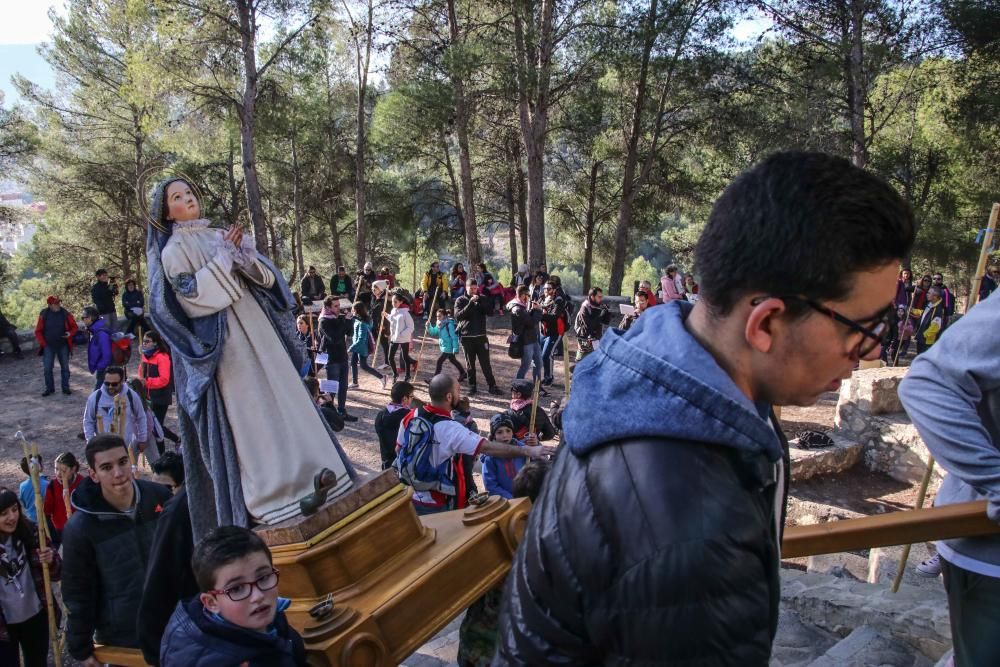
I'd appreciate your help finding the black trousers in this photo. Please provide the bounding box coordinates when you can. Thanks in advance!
[942,558,1000,666]
[151,403,180,443]
[436,352,465,376]
[389,342,414,381]
[0,609,49,667]
[461,336,497,389]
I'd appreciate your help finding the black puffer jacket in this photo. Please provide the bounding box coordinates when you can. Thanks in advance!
[506,299,541,345]
[455,293,491,337]
[62,477,171,660]
[494,301,790,666]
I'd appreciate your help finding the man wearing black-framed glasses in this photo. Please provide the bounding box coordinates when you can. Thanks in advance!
[496,151,916,665]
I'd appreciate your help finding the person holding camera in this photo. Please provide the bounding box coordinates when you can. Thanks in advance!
[573,287,611,362]
[91,268,119,330]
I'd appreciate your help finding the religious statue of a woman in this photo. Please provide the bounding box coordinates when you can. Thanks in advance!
[146,177,356,539]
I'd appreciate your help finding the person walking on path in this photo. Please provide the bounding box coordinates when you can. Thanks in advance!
[138,330,174,429]
[348,302,387,389]
[454,280,503,396]
[386,293,416,383]
[318,297,358,422]
[34,295,78,396]
[427,307,466,380]
[91,268,119,330]
[81,306,113,390]
[507,285,544,385]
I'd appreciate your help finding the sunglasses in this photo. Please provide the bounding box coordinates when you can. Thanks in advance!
[104,381,121,388]
[208,568,280,602]
[752,296,891,359]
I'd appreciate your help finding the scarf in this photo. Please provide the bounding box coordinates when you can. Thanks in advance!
[510,398,532,412]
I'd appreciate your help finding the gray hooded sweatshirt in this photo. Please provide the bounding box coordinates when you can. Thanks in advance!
[899,293,1000,577]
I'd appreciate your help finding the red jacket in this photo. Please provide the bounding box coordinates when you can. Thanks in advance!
[34,308,79,352]
[44,473,84,531]
[138,349,173,406]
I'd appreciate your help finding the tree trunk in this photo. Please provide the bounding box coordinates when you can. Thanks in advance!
[291,135,305,281]
[441,132,464,222]
[847,0,867,168]
[352,0,375,268]
[514,138,529,266]
[329,212,343,269]
[506,173,518,269]
[609,0,658,295]
[447,0,482,267]
[236,0,268,255]
[583,161,600,292]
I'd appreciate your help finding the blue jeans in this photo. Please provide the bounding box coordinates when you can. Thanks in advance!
[43,345,70,392]
[517,342,542,381]
[326,360,349,413]
[541,333,561,381]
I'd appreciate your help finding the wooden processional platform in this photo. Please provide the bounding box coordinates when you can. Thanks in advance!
[95,470,530,667]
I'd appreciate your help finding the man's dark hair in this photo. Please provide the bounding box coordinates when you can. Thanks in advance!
[308,265,316,272]
[85,433,128,469]
[694,151,915,316]
[105,365,125,381]
[428,374,456,404]
[588,287,602,298]
[95,268,108,277]
[82,306,100,320]
[513,459,552,502]
[390,380,414,404]
[192,526,272,592]
[151,451,185,487]
[466,279,478,286]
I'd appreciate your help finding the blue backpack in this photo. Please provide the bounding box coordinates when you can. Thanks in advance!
[393,408,456,497]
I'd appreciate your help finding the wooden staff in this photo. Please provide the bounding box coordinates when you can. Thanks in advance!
[528,377,542,436]
[96,414,104,434]
[62,473,73,521]
[22,442,61,667]
[413,285,440,379]
[307,311,316,375]
[970,203,999,310]
[563,334,572,398]
[374,288,391,367]
[891,457,936,593]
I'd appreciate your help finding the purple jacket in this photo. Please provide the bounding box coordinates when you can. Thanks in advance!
[87,318,113,373]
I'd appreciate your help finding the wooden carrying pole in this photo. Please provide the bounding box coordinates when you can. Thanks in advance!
[374,289,391,367]
[413,286,440,379]
[970,203,1000,309]
[23,442,61,667]
[528,377,542,435]
[891,457,936,593]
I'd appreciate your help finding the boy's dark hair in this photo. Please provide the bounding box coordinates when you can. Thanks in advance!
[192,526,272,592]
[513,459,552,502]
[151,451,185,486]
[85,433,128,469]
[694,151,915,316]
[19,454,42,476]
[454,396,471,414]
[95,268,108,277]
[304,376,320,398]
[390,380,414,404]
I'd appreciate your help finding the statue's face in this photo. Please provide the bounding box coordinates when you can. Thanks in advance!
[166,181,201,222]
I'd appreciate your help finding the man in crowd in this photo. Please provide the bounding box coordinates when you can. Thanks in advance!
[620,288,652,331]
[375,381,415,470]
[378,266,397,289]
[0,305,23,360]
[422,260,448,316]
[915,286,946,354]
[91,268,119,330]
[454,279,503,396]
[979,265,999,303]
[513,263,531,288]
[300,265,326,302]
[539,280,567,385]
[34,295,78,396]
[330,265,355,301]
[62,433,172,665]
[395,374,554,515]
[81,306,113,390]
[357,261,378,306]
[507,285,544,386]
[495,151,914,664]
[572,287,610,362]
[899,294,1000,666]
[83,365,148,452]
[371,279,391,369]
[931,272,954,324]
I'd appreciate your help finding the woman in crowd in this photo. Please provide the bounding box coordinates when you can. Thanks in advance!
[450,263,468,300]
[895,268,914,310]
[348,302,387,390]
[0,487,60,667]
[385,293,415,382]
[296,315,318,376]
[138,331,174,431]
[42,452,84,546]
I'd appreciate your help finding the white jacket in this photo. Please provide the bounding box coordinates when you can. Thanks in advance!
[389,307,414,344]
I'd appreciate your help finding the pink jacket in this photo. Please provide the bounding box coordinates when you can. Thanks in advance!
[660,275,683,302]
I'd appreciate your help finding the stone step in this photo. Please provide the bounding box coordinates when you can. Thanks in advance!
[789,432,863,481]
[805,625,933,666]
[770,610,839,666]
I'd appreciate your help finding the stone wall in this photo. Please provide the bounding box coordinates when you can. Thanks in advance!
[834,367,943,487]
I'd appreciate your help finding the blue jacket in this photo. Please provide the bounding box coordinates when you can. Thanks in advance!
[482,440,526,499]
[427,317,461,354]
[495,300,790,665]
[18,475,48,523]
[161,597,305,667]
[87,318,113,373]
[899,293,1000,575]
[349,318,372,356]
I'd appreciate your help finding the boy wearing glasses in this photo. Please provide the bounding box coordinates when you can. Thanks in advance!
[62,434,172,666]
[82,365,148,454]
[160,526,305,666]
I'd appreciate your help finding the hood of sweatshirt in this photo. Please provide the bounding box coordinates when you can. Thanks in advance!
[563,300,782,462]
[70,476,142,519]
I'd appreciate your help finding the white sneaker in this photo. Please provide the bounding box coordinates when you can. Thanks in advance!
[915,553,942,577]
[380,375,388,390]
[348,382,359,389]
[378,363,391,370]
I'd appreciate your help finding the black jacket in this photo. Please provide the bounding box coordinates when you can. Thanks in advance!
[91,280,118,314]
[137,489,198,665]
[506,402,556,442]
[455,294,491,337]
[507,300,541,345]
[319,315,351,362]
[375,405,409,469]
[62,478,171,660]
[122,288,144,315]
[300,274,326,301]
[573,298,611,341]
[495,302,790,666]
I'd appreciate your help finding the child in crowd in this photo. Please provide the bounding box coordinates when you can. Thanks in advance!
[0,487,61,667]
[427,308,467,380]
[481,414,536,499]
[129,377,166,461]
[457,459,552,666]
[303,377,345,433]
[43,452,84,545]
[160,525,306,666]
[386,293,415,382]
[151,451,185,496]
[18,457,48,527]
[347,302,387,390]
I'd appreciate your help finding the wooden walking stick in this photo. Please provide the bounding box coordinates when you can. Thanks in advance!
[529,377,542,436]
[970,203,999,310]
[21,440,61,667]
[413,285,440,379]
[891,457,936,593]
[374,288,391,367]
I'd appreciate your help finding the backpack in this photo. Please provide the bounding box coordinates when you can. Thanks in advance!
[111,336,132,366]
[393,409,456,496]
